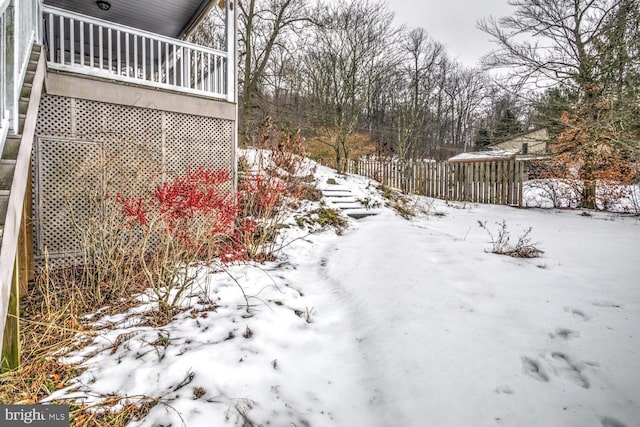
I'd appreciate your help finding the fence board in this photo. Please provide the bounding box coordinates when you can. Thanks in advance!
[346,158,523,206]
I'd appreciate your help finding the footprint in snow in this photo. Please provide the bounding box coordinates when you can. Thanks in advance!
[564,307,590,321]
[591,300,623,309]
[494,385,514,395]
[521,357,549,382]
[550,352,590,389]
[522,353,591,388]
[600,416,628,427]
[549,328,580,340]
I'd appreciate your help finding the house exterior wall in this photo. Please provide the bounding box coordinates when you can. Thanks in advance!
[492,128,549,154]
[32,90,235,263]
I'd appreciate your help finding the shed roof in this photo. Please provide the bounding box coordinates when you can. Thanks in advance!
[44,0,215,38]
[448,149,518,163]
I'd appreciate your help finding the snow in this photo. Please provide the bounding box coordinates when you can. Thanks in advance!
[45,164,640,427]
[448,149,518,162]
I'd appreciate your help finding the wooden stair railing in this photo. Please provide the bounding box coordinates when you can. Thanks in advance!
[0,44,45,371]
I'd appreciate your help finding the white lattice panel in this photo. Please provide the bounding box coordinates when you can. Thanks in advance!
[36,96,72,137]
[34,138,100,256]
[165,111,233,175]
[33,94,235,263]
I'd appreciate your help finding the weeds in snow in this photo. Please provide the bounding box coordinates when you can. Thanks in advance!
[478,220,544,258]
[378,184,433,219]
[295,207,348,233]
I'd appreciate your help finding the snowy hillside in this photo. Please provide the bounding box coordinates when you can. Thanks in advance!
[46,165,640,427]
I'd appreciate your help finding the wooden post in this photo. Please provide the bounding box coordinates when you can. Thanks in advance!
[517,161,524,207]
[1,258,20,372]
[507,161,514,205]
[18,168,34,294]
[481,162,488,203]
[489,161,498,204]
[467,163,473,202]
[472,162,479,203]
[436,162,440,198]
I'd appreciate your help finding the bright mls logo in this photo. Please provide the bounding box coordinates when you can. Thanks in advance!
[0,405,69,426]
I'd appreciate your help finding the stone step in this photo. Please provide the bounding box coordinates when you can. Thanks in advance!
[328,202,361,209]
[346,211,379,219]
[0,159,16,190]
[322,189,352,193]
[334,205,365,210]
[321,186,381,219]
[324,193,353,199]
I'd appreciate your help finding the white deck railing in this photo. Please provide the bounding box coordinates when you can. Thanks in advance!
[1,0,9,146]
[0,0,40,143]
[43,6,233,101]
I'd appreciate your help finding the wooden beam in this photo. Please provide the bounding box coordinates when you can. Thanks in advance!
[18,167,34,295]
[1,257,20,372]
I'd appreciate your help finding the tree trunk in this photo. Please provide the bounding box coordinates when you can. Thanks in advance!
[581,152,598,209]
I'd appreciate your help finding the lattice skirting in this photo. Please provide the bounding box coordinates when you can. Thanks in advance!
[32,94,235,264]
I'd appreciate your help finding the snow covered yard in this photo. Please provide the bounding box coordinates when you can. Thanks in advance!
[47,166,640,427]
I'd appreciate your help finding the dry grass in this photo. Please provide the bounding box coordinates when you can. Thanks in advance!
[378,184,433,219]
[478,220,544,258]
[1,132,319,425]
[0,254,152,426]
[70,396,160,427]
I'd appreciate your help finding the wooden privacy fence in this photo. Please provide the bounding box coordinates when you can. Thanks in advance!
[347,159,526,206]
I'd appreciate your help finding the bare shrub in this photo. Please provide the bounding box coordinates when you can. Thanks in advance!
[478,220,544,258]
[63,141,249,315]
[236,173,291,262]
[251,117,318,201]
[594,158,637,211]
[627,185,640,215]
[526,179,582,208]
[378,184,432,219]
[237,118,324,261]
[527,156,638,212]
[67,143,163,307]
[116,167,250,314]
[596,181,631,211]
[295,207,348,234]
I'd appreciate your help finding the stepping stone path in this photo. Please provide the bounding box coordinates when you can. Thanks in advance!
[321,187,380,219]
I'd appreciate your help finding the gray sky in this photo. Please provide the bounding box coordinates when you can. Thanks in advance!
[387,0,514,67]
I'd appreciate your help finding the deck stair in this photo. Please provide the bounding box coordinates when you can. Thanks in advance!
[0,45,41,252]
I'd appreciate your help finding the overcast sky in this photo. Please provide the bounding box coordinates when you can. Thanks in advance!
[387,0,514,68]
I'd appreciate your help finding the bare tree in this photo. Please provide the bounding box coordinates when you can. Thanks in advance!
[391,28,445,188]
[479,0,640,208]
[238,0,311,141]
[302,0,400,172]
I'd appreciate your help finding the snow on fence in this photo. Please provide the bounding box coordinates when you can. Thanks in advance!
[347,159,526,206]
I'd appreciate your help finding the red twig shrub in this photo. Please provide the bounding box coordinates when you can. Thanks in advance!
[236,173,289,262]
[114,167,253,312]
[118,167,246,261]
